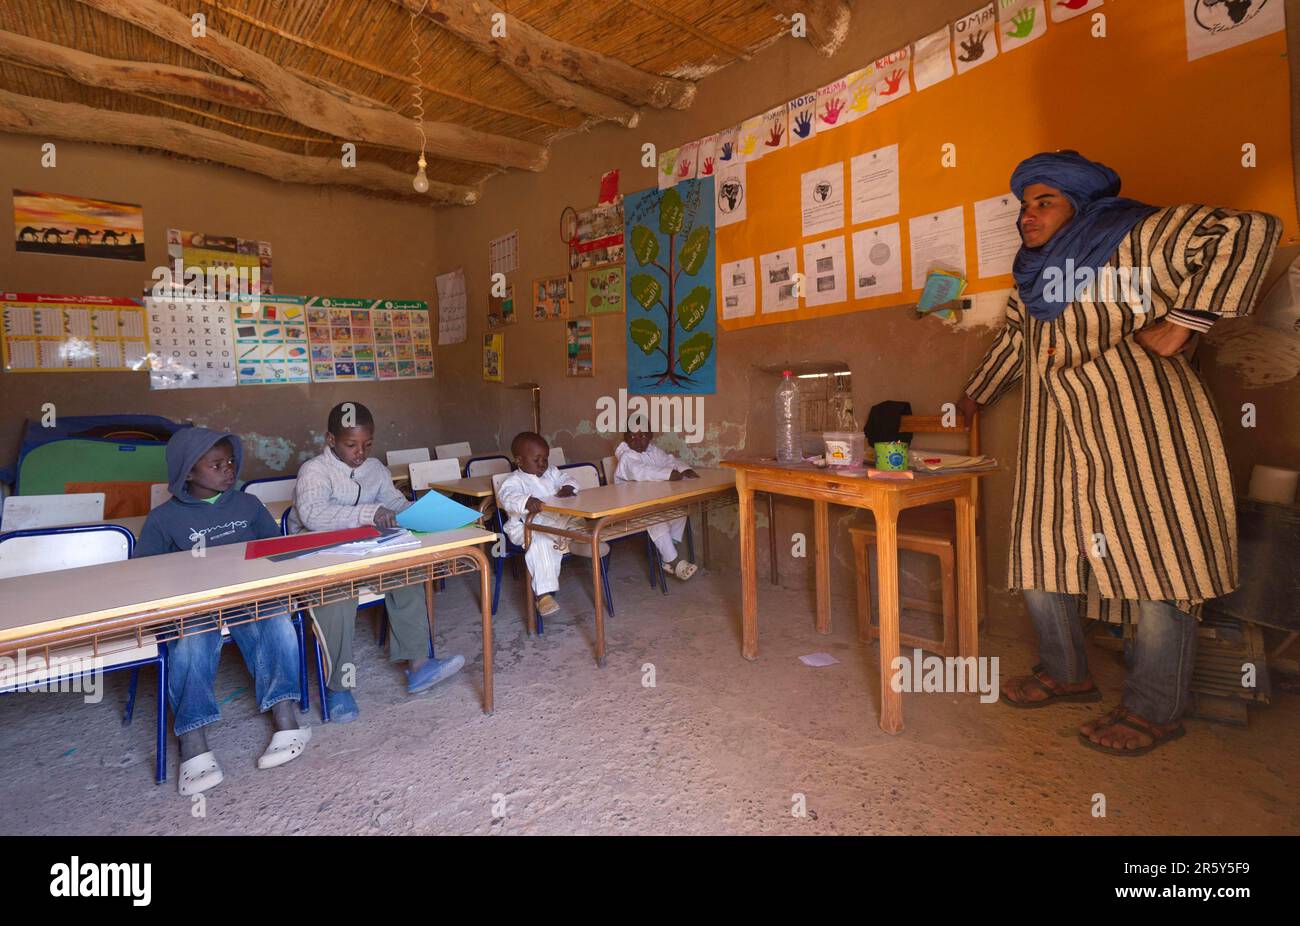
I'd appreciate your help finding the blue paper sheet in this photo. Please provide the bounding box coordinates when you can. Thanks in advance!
[396,491,482,533]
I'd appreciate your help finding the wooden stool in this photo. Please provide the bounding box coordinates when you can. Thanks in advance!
[851,412,986,657]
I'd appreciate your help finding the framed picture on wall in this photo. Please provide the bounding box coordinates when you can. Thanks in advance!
[533,275,572,321]
[565,317,594,377]
[483,332,504,382]
[488,282,515,328]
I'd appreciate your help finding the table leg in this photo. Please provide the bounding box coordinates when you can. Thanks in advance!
[425,578,435,640]
[738,474,759,661]
[955,490,979,659]
[591,531,607,668]
[468,547,494,714]
[874,501,903,735]
[767,493,779,586]
[700,501,710,568]
[813,499,831,634]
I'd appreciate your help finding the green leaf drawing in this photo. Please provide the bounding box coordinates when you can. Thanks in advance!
[629,273,662,311]
[631,225,659,265]
[677,286,710,332]
[678,226,710,276]
[659,188,684,236]
[677,331,713,375]
[630,318,662,355]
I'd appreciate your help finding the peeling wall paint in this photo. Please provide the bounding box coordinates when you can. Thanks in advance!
[943,288,1014,332]
[242,432,297,472]
[1207,326,1300,389]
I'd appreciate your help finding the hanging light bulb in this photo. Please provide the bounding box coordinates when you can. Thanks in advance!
[408,5,430,195]
[413,154,429,193]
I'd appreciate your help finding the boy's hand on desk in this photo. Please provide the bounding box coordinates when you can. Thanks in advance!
[556,485,577,498]
[373,506,398,529]
[669,470,684,481]
[525,497,543,515]
[681,468,699,479]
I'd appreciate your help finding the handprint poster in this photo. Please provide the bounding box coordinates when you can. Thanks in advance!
[954,3,999,74]
[872,48,912,106]
[841,67,875,125]
[787,93,818,146]
[676,141,701,182]
[624,179,717,396]
[815,77,849,132]
[998,0,1047,51]
[738,115,766,164]
[714,126,740,169]
[657,147,679,190]
[760,105,788,154]
[1051,0,1103,22]
[698,134,719,177]
[912,25,954,90]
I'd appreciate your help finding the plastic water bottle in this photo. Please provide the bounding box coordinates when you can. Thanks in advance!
[775,370,803,462]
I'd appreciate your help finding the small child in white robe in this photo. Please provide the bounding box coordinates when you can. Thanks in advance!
[498,431,582,617]
[614,427,699,581]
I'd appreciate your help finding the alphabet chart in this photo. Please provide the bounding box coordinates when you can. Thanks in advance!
[143,296,236,389]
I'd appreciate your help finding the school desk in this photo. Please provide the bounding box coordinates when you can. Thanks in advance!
[100,499,292,538]
[522,468,737,666]
[0,526,499,713]
[422,475,496,499]
[720,459,994,735]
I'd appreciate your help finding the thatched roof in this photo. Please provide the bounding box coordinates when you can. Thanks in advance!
[0,0,852,205]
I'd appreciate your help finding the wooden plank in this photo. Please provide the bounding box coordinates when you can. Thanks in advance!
[423,476,496,499]
[0,527,495,643]
[813,498,831,634]
[955,493,979,659]
[737,469,758,661]
[873,495,903,734]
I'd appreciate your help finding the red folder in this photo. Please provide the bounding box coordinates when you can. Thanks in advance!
[244,527,379,560]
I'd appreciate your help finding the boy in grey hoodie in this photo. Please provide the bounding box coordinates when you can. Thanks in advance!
[136,427,310,795]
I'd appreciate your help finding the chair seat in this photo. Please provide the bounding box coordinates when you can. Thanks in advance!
[849,504,956,544]
[0,635,160,691]
[358,588,383,606]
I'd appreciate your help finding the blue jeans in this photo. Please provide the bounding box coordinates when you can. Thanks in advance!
[1022,590,1197,724]
[167,606,301,736]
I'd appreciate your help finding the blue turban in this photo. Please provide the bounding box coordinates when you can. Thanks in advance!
[1010,151,1159,322]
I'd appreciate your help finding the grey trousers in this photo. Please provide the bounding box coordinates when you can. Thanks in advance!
[310,584,429,691]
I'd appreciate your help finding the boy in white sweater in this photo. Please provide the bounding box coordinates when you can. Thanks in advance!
[497,431,585,617]
[614,425,699,580]
[290,402,463,723]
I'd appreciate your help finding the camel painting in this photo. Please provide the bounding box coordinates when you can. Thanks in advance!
[13,189,144,261]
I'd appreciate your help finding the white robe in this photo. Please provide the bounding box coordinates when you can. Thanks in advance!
[614,441,688,562]
[498,466,581,596]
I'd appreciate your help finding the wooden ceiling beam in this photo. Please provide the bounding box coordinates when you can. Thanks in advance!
[72,0,549,171]
[401,0,693,111]
[765,0,851,58]
[0,87,479,205]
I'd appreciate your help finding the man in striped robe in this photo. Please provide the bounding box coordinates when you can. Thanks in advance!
[957,151,1280,756]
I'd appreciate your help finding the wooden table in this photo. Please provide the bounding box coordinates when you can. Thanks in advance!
[422,475,495,499]
[99,499,292,537]
[0,527,499,713]
[522,468,737,666]
[721,458,993,734]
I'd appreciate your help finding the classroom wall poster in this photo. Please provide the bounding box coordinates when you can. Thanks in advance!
[872,48,912,106]
[1184,0,1283,61]
[954,4,999,74]
[624,178,717,395]
[483,332,504,382]
[233,294,309,384]
[372,300,434,380]
[305,297,376,382]
[997,0,1048,52]
[715,162,748,229]
[533,275,572,321]
[435,268,467,345]
[144,296,236,389]
[167,229,273,294]
[565,317,594,377]
[488,230,519,275]
[1,292,147,372]
[14,191,145,262]
[1051,0,1103,23]
[913,25,955,90]
[788,93,818,146]
[586,266,624,314]
[488,283,516,328]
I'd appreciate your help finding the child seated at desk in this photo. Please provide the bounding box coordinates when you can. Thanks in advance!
[289,401,463,724]
[135,427,310,796]
[497,431,591,618]
[615,422,699,581]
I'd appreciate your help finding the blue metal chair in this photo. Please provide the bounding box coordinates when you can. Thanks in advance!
[0,524,170,784]
[491,466,614,633]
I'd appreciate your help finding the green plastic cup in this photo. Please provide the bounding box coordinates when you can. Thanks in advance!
[874,441,909,472]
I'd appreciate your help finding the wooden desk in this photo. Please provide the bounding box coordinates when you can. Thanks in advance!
[522,468,737,666]
[0,527,499,712]
[721,459,993,735]
[100,499,292,538]
[423,475,495,499]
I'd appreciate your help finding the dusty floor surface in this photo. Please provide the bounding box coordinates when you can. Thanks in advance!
[2,554,1296,836]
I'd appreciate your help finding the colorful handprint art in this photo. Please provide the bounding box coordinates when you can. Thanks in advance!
[1050,0,1103,23]
[657,147,679,190]
[998,0,1046,50]
[787,93,817,146]
[815,77,849,130]
[953,5,999,74]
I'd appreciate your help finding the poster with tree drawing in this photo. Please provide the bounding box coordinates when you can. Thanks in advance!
[624,178,717,395]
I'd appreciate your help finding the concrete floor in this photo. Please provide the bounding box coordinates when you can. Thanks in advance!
[2,553,1296,835]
